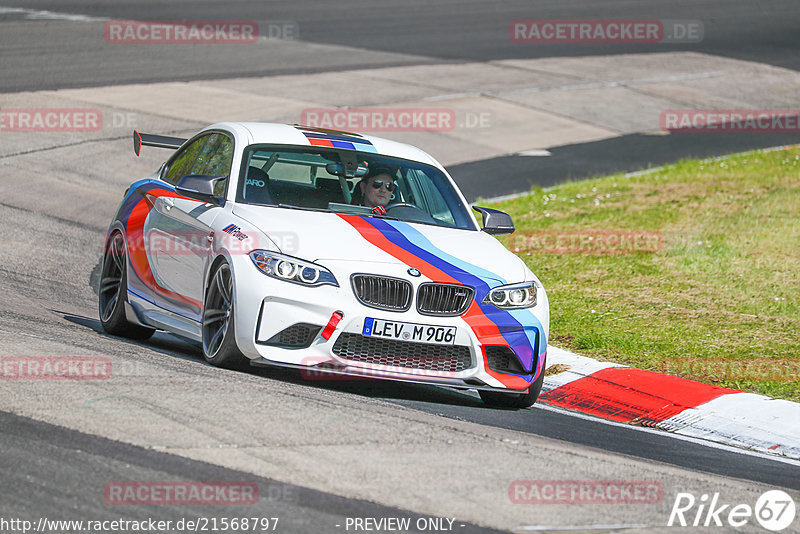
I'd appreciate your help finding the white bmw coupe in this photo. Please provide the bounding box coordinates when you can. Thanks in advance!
[99,123,549,408]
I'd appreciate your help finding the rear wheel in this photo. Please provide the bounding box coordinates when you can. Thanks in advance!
[202,261,245,369]
[98,232,155,340]
[479,362,546,409]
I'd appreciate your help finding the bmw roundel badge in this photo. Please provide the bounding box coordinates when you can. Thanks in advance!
[407,268,421,277]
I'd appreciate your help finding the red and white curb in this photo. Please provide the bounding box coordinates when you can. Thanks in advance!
[541,346,800,460]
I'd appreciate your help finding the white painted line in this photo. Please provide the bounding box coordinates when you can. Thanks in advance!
[423,92,482,102]
[517,149,551,157]
[624,144,800,179]
[0,7,106,22]
[702,143,800,162]
[625,166,663,178]
[478,191,535,204]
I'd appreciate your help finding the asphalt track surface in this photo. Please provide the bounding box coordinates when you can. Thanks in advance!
[1,0,800,93]
[3,1,800,197]
[2,1,800,531]
[0,410,503,534]
[282,376,800,492]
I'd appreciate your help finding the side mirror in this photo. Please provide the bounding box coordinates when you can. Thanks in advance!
[175,175,225,205]
[472,206,515,235]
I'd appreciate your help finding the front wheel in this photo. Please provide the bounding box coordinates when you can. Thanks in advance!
[98,231,155,340]
[479,362,546,409]
[202,261,245,369]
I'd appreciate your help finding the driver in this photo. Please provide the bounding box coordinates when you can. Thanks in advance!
[358,167,396,215]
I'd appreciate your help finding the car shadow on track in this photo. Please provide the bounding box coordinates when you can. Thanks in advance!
[58,309,489,408]
[56,309,204,363]
[250,363,488,409]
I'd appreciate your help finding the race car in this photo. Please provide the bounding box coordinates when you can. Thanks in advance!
[99,123,549,408]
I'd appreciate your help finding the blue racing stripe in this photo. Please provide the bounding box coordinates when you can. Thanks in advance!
[331,140,356,150]
[365,217,540,373]
[354,143,378,153]
[383,220,545,358]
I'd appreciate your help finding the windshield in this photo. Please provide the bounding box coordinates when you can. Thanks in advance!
[236,145,477,230]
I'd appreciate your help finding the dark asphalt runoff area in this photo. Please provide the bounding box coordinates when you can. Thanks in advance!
[2,1,799,197]
[1,0,799,93]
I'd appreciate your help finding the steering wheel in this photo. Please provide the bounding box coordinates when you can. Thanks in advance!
[386,203,438,224]
[387,202,422,212]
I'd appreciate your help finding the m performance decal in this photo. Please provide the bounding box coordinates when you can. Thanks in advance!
[114,180,203,315]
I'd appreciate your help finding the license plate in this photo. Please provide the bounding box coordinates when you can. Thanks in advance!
[362,318,456,346]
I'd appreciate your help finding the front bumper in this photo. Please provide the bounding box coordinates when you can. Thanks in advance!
[232,256,548,392]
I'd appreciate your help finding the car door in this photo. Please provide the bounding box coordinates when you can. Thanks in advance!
[145,132,233,320]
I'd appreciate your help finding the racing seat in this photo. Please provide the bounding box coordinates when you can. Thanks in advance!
[314,177,347,207]
[350,178,365,205]
[243,166,272,204]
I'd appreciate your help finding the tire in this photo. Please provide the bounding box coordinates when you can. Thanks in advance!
[98,231,155,340]
[202,260,245,369]
[479,360,546,409]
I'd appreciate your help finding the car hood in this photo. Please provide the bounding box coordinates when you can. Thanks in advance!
[231,204,528,284]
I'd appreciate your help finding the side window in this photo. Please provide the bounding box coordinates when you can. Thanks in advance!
[409,169,456,226]
[163,135,210,186]
[191,133,234,196]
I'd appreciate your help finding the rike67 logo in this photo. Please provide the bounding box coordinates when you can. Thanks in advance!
[668,490,796,531]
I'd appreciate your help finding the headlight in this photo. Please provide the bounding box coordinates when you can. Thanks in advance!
[249,251,338,287]
[482,281,536,309]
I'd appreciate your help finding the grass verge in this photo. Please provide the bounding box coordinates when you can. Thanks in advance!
[489,146,800,401]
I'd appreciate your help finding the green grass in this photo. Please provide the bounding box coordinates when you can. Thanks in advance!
[488,147,800,401]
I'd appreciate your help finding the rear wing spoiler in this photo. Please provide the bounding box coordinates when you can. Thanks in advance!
[133,130,187,156]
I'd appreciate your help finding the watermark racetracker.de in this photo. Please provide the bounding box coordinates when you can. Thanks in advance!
[507,230,663,255]
[661,358,800,383]
[116,229,300,256]
[300,108,492,132]
[661,109,800,133]
[0,108,102,132]
[509,480,664,504]
[0,108,141,132]
[104,481,258,505]
[0,356,111,380]
[510,19,703,43]
[298,355,462,381]
[103,20,299,44]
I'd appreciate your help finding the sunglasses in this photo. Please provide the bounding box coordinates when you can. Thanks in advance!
[370,179,397,191]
